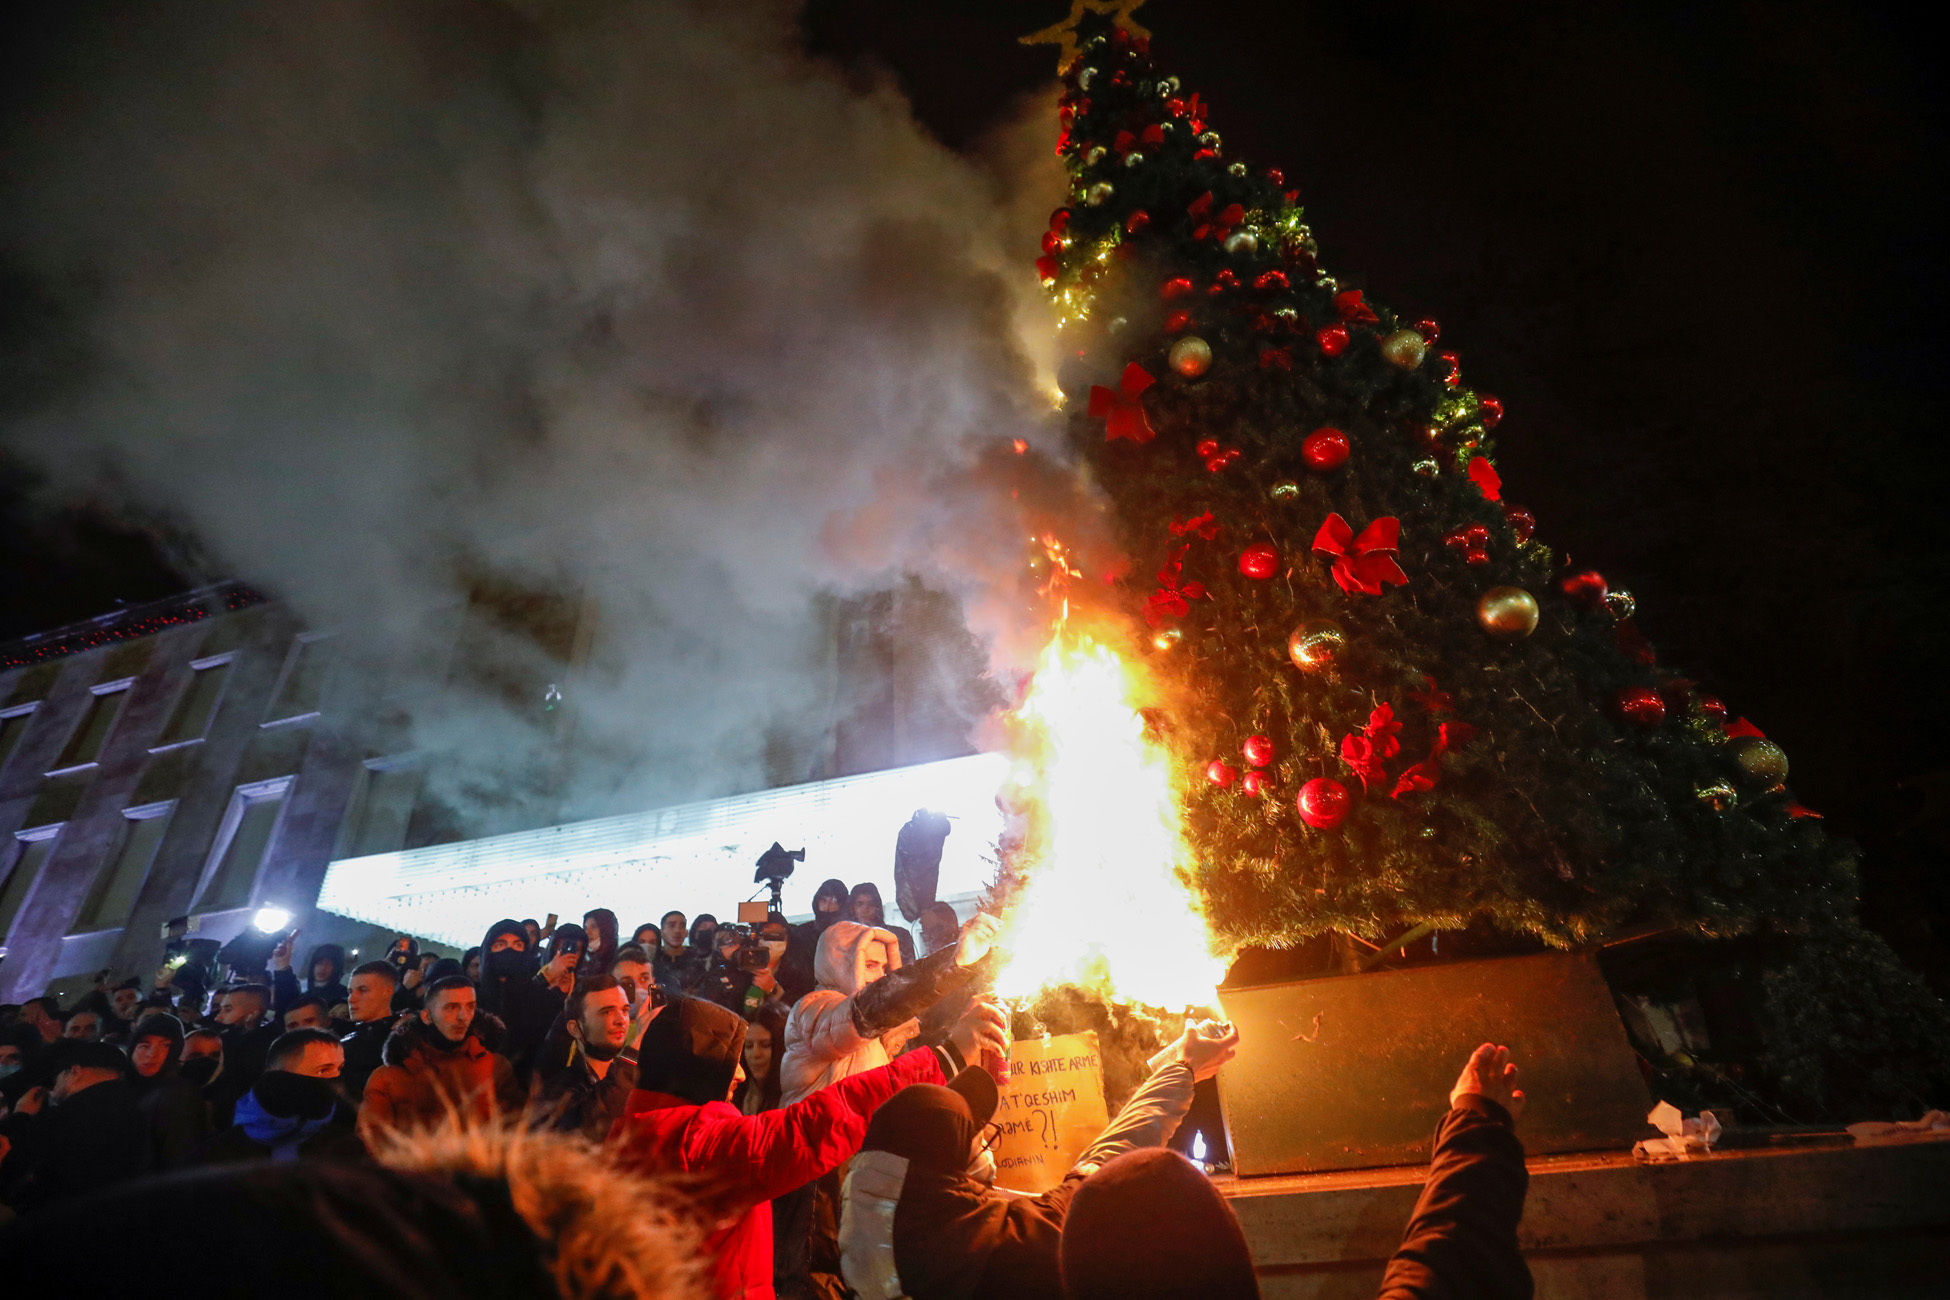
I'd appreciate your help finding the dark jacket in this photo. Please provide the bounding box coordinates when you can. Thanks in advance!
[1377,1095,1533,1299]
[530,1044,639,1142]
[476,918,561,1079]
[0,1077,152,1212]
[339,1014,397,1100]
[781,878,851,1006]
[839,1060,1197,1300]
[275,943,351,1014]
[128,1018,209,1169]
[193,1071,365,1166]
[848,883,916,967]
[212,1018,283,1127]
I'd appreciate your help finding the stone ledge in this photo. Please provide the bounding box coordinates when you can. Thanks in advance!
[1222,1136,1950,1300]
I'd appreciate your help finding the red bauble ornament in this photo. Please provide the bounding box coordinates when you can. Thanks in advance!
[1206,759,1238,789]
[1035,255,1059,284]
[1561,570,1608,610]
[1317,323,1350,356]
[1241,770,1268,798]
[1502,504,1536,542]
[1040,230,1062,254]
[1124,210,1151,235]
[1165,309,1192,333]
[1161,276,1194,300]
[1478,396,1504,428]
[1239,543,1280,579]
[1049,209,1071,234]
[1297,777,1352,829]
[1414,318,1440,343]
[1264,167,1285,186]
[1301,427,1350,472]
[1613,685,1667,728]
[1242,735,1275,767]
[1195,438,1218,457]
[1697,695,1729,723]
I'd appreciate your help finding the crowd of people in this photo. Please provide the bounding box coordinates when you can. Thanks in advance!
[0,873,1536,1300]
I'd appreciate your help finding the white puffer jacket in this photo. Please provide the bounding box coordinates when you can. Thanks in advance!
[780,921,917,1105]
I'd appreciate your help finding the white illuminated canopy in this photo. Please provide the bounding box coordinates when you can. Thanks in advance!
[315,753,1009,949]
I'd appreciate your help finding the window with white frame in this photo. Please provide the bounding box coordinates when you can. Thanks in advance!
[73,802,176,933]
[265,633,335,724]
[192,778,294,914]
[49,680,133,774]
[0,703,39,775]
[336,759,422,859]
[153,655,234,749]
[1,825,63,944]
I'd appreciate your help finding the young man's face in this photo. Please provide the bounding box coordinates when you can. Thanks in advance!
[130,1037,172,1078]
[422,988,475,1045]
[611,959,652,1007]
[312,958,336,984]
[815,894,840,917]
[859,937,892,984]
[284,1003,327,1032]
[216,994,263,1027]
[283,1041,344,1079]
[661,914,687,948]
[112,988,140,1019]
[490,932,526,954]
[575,986,631,1055]
[850,892,877,923]
[346,973,394,1023]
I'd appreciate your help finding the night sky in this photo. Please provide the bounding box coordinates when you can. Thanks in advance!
[4,1,1946,987]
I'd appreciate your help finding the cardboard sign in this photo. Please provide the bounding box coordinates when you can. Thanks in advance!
[992,1030,1110,1194]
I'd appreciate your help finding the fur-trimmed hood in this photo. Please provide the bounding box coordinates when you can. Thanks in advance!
[381,1009,507,1069]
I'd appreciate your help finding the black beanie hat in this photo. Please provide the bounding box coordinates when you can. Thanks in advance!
[131,1013,184,1049]
[860,1068,999,1172]
[1059,1148,1260,1300]
[61,1040,133,1076]
[635,996,746,1105]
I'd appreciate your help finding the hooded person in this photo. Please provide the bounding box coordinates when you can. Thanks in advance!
[272,940,350,1018]
[1057,1148,1261,1300]
[0,1039,151,1213]
[194,1030,364,1165]
[839,1024,1237,1300]
[475,918,566,1080]
[847,883,915,967]
[581,907,621,980]
[611,994,1008,1300]
[126,1013,209,1168]
[2,1109,713,1300]
[780,879,850,1005]
[780,914,999,1106]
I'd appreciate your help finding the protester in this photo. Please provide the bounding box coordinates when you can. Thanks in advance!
[679,914,719,992]
[530,974,651,1140]
[127,1013,209,1168]
[521,917,543,949]
[211,982,280,1126]
[651,910,690,995]
[695,926,756,1016]
[462,946,482,982]
[3,1111,712,1300]
[17,997,62,1045]
[611,992,1009,1300]
[359,976,516,1141]
[282,994,331,1032]
[582,907,620,979]
[611,945,657,1016]
[339,959,400,1099]
[0,1040,150,1212]
[473,918,567,1081]
[272,933,349,1014]
[838,1022,1239,1300]
[848,883,915,966]
[61,1006,104,1041]
[384,936,422,1014]
[917,903,961,958]
[781,913,1001,1104]
[632,920,662,950]
[541,923,587,996]
[194,1028,362,1165]
[781,879,849,1006]
[740,916,792,1019]
[180,1028,225,1099]
[734,1004,789,1117]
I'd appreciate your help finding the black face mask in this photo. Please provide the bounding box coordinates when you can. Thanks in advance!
[181,1055,221,1087]
[485,948,532,980]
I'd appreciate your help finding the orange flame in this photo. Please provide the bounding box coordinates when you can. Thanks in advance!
[989,544,1228,1010]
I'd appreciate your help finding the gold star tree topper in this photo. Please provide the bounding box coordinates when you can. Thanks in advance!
[1021,0,1152,73]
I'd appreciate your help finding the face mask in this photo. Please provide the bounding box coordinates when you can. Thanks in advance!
[968,1146,997,1187]
[485,948,531,979]
[0,1062,20,1080]
[763,939,787,960]
[180,1056,220,1087]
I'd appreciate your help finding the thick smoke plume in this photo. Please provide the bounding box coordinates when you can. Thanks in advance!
[2,0,1089,824]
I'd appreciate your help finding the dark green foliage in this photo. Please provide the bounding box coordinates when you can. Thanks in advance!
[1037,17,1948,1116]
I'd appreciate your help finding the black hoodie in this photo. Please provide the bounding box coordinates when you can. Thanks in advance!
[476,918,558,1079]
[782,879,852,1004]
[127,1015,208,1169]
[848,882,916,966]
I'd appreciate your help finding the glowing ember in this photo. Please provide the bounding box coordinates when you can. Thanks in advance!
[989,629,1229,1011]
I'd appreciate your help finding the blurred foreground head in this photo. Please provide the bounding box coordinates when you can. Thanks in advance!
[0,1112,709,1300]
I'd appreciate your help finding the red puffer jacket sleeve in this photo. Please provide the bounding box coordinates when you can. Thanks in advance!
[685,1048,946,1206]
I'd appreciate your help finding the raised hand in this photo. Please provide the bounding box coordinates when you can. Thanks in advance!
[950,999,1010,1066]
[954,913,1003,968]
[1173,1019,1241,1081]
[1450,1042,1526,1120]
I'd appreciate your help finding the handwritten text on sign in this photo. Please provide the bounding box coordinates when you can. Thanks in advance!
[993,1030,1110,1194]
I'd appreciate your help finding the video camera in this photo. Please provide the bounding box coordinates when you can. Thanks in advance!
[752,841,805,917]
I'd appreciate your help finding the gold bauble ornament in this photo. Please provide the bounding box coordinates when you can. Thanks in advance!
[1604,589,1637,621]
[1476,586,1540,639]
[1733,737,1789,785]
[1168,335,1212,378]
[1152,627,1182,651]
[1379,327,1428,370]
[1083,145,1107,166]
[1269,479,1301,501]
[1412,458,1439,477]
[1696,782,1738,812]
[1287,618,1346,672]
[1223,229,1257,255]
[1083,181,1114,206]
[1123,151,1146,168]
[1227,161,1249,177]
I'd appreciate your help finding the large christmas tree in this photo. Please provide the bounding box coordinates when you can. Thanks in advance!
[1028,3,1949,1119]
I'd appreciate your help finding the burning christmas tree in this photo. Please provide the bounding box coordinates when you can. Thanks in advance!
[1012,2,1948,1119]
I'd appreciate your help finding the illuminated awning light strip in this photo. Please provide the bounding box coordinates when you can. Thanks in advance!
[315,753,1010,949]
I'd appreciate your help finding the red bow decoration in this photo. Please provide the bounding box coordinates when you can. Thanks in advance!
[1338,703,1402,792]
[1392,721,1479,799]
[1144,548,1208,628]
[1312,514,1408,595]
[1089,363,1157,444]
[1187,192,1244,242]
[1169,511,1221,541]
[1333,289,1379,325]
[1467,456,1502,502]
[1113,124,1166,155]
[1724,717,1766,740]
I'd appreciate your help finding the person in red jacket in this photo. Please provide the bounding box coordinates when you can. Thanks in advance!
[611,994,1009,1300]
